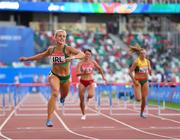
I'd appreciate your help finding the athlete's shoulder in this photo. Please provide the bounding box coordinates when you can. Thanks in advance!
[146,58,151,65]
[134,57,139,63]
[48,45,55,50]
[65,45,73,52]
[91,60,99,66]
[64,44,71,49]
[46,46,56,54]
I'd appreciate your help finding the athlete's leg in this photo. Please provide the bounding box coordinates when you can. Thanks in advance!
[140,81,148,118]
[133,82,141,102]
[47,74,60,125]
[60,79,70,103]
[87,83,95,101]
[79,83,86,116]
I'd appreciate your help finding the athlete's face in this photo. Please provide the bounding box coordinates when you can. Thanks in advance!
[85,51,92,59]
[55,31,66,45]
[140,49,146,58]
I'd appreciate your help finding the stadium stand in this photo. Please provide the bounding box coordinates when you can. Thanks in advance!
[0,1,179,84]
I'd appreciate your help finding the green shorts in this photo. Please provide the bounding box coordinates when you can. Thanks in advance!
[50,71,70,84]
[138,80,148,86]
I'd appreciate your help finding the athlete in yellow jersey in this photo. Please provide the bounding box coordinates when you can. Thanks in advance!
[129,44,152,118]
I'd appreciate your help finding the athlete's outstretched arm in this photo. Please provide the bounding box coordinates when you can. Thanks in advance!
[19,47,51,62]
[93,60,106,81]
[66,46,85,61]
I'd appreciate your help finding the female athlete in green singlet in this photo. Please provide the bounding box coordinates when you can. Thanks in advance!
[19,30,85,126]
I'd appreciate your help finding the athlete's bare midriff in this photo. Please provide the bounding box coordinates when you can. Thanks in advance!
[135,72,148,80]
[81,73,93,80]
[52,64,70,76]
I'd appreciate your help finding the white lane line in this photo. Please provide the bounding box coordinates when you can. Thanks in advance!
[0,94,29,140]
[89,108,176,139]
[54,111,99,140]
[149,113,180,124]
[40,94,99,140]
[127,108,180,124]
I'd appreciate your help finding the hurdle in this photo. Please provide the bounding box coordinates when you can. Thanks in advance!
[13,83,49,117]
[97,82,168,116]
[56,83,80,113]
[0,93,6,116]
[132,83,166,115]
[60,96,100,117]
[110,83,150,116]
[156,82,180,116]
[0,84,13,116]
[59,83,101,117]
[57,83,80,108]
[93,82,144,116]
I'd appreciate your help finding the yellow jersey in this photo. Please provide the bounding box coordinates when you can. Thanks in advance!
[135,57,149,80]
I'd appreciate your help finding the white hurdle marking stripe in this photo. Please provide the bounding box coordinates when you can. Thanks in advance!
[62,113,99,116]
[17,107,47,111]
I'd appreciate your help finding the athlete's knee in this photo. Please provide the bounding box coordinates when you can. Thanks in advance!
[80,97,84,102]
[142,93,147,99]
[51,87,59,93]
[141,96,146,102]
[80,100,84,106]
[79,94,84,100]
[136,98,141,102]
[88,94,93,99]
[52,92,58,98]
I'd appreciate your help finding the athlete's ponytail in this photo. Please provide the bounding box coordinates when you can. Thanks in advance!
[129,44,143,56]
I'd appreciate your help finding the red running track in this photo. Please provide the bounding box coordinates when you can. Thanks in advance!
[0,93,180,139]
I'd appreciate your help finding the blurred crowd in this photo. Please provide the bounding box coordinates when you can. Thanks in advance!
[31,30,180,83]
[0,0,180,3]
[1,28,179,83]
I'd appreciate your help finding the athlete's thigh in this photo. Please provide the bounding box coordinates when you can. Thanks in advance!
[79,83,86,99]
[141,82,149,98]
[60,79,71,95]
[133,83,141,100]
[87,83,95,97]
[48,74,60,93]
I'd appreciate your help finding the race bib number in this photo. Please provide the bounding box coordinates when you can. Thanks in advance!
[81,64,94,73]
[139,67,148,73]
[51,53,65,64]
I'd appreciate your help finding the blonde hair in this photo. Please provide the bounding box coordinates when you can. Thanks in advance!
[54,29,67,37]
[129,44,143,56]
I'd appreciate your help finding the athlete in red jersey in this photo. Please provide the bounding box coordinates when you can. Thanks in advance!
[76,49,106,120]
